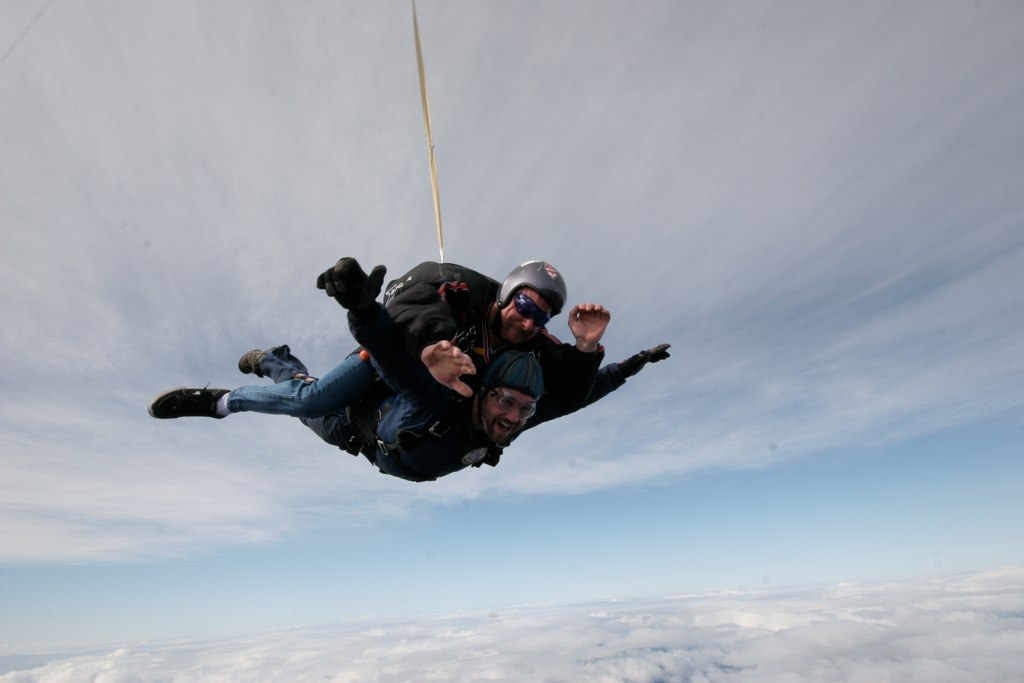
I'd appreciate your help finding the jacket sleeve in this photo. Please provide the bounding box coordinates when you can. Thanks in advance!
[525,361,623,431]
[533,331,605,407]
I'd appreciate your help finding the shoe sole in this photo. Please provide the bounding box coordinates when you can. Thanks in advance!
[148,386,187,419]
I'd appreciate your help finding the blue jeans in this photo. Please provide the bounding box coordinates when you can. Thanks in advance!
[224,306,453,466]
[227,346,373,418]
[225,345,369,450]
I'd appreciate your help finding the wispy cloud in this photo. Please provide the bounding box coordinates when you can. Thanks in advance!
[2,1,1022,561]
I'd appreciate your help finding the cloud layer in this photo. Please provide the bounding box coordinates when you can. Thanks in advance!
[4,566,1023,682]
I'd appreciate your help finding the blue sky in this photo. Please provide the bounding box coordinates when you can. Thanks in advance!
[2,0,1023,678]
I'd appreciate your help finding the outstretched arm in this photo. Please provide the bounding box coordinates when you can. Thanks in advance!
[617,343,671,378]
[526,343,671,430]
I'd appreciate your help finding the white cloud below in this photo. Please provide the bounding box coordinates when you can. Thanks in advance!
[3,566,1022,682]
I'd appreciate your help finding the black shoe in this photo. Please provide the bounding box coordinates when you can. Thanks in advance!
[148,386,229,419]
[237,349,268,377]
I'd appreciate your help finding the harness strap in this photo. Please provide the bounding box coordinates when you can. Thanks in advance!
[343,372,396,464]
[346,383,502,476]
[387,393,465,452]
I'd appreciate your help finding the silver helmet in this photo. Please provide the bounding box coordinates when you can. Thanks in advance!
[496,260,567,315]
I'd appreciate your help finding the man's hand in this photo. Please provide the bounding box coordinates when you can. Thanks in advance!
[567,303,611,353]
[421,341,476,397]
[316,257,386,312]
[618,343,671,378]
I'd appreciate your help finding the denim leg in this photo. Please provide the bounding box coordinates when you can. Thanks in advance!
[298,413,354,449]
[255,345,310,383]
[349,306,451,441]
[227,350,375,418]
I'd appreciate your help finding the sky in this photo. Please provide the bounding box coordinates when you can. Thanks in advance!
[1,0,1022,679]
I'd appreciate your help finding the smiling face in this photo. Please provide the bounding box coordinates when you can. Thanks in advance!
[497,287,553,346]
[474,387,537,445]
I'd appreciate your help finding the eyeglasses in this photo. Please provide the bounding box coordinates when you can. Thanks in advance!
[488,389,537,420]
[513,292,552,328]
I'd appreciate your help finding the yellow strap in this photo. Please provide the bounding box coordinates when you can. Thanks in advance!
[412,0,445,263]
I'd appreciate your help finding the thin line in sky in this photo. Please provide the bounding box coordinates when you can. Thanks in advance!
[0,0,58,71]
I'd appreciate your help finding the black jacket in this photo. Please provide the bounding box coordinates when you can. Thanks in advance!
[382,261,603,406]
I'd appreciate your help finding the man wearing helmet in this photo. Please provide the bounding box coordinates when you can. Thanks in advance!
[151,271,550,481]
[374,258,610,403]
[149,259,666,481]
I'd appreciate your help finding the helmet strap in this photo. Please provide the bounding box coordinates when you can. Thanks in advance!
[472,390,485,431]
[485,303,505,352]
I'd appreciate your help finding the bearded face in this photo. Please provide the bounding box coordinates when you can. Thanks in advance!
[476,387,537,445]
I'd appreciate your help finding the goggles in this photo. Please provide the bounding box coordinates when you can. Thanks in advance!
[513,291,552,328]
[488,389,537,420]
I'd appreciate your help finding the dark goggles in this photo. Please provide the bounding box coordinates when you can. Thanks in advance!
[513,292,552,328]
[488,389,537,420]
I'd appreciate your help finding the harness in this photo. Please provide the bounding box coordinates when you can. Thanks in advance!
[343,377,502,482]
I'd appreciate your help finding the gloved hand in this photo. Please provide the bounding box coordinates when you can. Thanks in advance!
[618,343,671,378]
[316,258,387,312]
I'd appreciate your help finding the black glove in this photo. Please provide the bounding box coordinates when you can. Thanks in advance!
[617,343,671,378]
[316,258,387,312]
